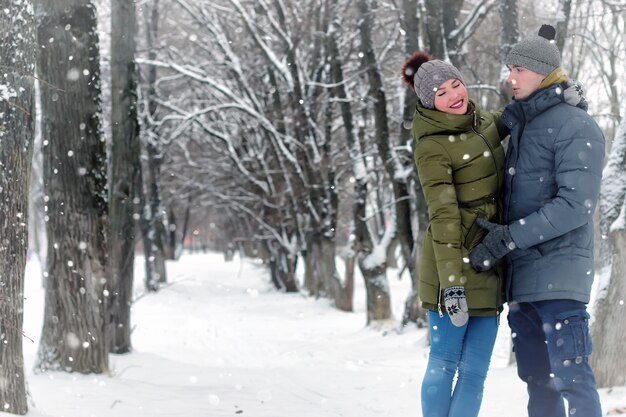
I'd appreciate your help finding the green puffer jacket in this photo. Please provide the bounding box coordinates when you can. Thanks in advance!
[413,100,507,316]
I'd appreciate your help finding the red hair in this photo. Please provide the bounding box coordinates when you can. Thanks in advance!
[401,51,432,91]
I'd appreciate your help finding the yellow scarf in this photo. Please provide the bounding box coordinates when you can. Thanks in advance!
[538,67,569,89]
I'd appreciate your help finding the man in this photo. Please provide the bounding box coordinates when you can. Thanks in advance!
[469,24,604,417]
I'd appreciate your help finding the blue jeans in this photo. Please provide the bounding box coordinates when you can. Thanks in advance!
[508,300,602,417]
[421,310,498,417]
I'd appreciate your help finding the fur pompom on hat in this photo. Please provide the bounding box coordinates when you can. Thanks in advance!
[401,51,464,109]
[506,24,561,76]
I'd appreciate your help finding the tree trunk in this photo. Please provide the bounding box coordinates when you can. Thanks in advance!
[0,0,36,412]
[140,0,167,289]
[555,0,572,53]
[591,115,626,388]
[358,257,392,324]
[354,0,395,323]
[305,233,352,311]
[590,227,626,387]
[137,163,158,291]
[498,0,518,106]
[339,253,355,312]
[442,0,464,67]
[328,3,391,322]
[399,0,428,326]
[303,233,324,297]
[386,238,399,269]
[267,242,298,293]
[109,0,140,354]
[179,197,192,256]
[167,207,178,259]
[353,175,393,323]
[145,135,168,284]
[423,0,445,59]
[402,180,429,327]
[35,0,109,373]
[422,0,463,64]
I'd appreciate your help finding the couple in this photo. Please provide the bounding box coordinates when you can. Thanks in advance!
[402,25,605,417]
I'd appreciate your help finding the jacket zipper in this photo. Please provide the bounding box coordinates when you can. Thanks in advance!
[471,112,501,192]
[437,285,444,318]
[496,267,502,325]
[473,111,503,323]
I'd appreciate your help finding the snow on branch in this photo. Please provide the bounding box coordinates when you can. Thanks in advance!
[361,201,397,271]
[153,98,272,195]
[136,58,292,147]
[149,74,309,201]
[0,83,29,117]
[0,84,17,102]
[255,0,292,49]
[173,0,265,113]
[226,0,294,90]
[448,0,498,47]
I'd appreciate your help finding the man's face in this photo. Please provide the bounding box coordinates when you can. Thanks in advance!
[506,65,545,100]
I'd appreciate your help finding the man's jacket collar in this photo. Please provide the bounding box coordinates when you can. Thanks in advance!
[501,83,586,130]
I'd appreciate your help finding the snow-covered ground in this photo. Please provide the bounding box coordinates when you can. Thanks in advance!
[11,252,626,416]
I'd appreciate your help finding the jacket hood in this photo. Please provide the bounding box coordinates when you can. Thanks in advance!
[412,99,482,140]
[538,67,568,90]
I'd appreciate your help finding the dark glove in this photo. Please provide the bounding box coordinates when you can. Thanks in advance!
[469,218,516,272]
[443,286,468,327]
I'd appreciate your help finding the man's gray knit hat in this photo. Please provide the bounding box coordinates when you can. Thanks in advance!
[506,25,561,76]
[414,60,465,109]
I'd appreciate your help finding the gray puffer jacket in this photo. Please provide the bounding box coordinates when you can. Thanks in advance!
[501,83,605,304]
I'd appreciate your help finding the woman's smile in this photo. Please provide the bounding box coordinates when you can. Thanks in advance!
[450,99,465,109]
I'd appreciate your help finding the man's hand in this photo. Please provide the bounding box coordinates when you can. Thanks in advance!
[469,219,516,272]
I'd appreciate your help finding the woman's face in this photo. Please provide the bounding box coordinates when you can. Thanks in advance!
[433,79,468,115]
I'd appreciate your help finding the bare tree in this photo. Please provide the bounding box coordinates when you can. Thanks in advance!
[423,0,498,66]
[498,0,518,106]
[590,116,626,388]
[574,1,623,138]
[35,0,109,373]
[251,0,341,299]
[555,0,572,52]
[143,0,350,296]
[326,0,364,312]
[138,0,168,291]
[109,0,140,353]
[565,1,625,274]
[355,0,395,323]
[398,0,428,327]
[0,0,36,412]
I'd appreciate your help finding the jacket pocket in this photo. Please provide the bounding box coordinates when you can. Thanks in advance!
[553,310,592,361]
[508,247,541,261]
[463,216,482,250]
[536,240,591,258]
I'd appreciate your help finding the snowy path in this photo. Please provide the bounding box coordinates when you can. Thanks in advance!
[14,252,625,416]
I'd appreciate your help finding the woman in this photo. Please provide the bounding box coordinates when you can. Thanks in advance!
[401,52,507,417]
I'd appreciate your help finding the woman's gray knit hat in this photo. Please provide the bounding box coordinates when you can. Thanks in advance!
[414,60,465,109]
[506,25,561,76]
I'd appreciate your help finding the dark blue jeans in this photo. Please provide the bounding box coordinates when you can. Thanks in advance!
[421,310,498,417]
[508,300,602,417]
